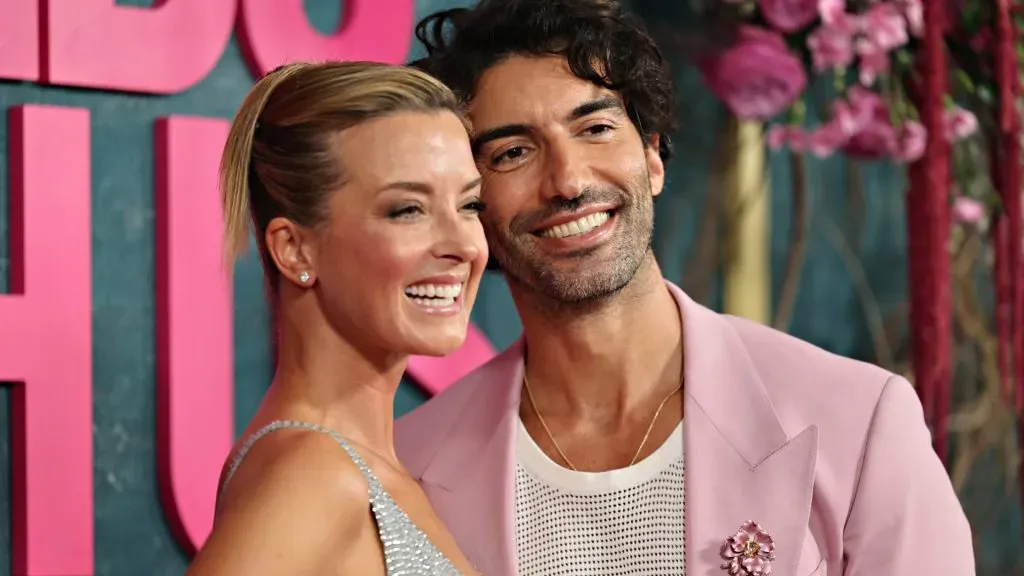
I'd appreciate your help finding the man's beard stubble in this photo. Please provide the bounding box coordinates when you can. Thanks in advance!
[487,173,656,308]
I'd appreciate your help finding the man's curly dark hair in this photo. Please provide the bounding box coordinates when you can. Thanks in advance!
[410,0,676,162]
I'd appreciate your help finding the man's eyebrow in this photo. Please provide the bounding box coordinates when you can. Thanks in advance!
[471,124,529,155]
[470,96,625,155]
[567,95,624,122]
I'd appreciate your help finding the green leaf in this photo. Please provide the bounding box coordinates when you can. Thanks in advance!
[788,98,807,124]
[954,69,976,93]
[977,85,994,106]
[833,67,847,92]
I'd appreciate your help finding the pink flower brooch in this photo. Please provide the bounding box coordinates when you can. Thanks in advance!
[720,520,776,575]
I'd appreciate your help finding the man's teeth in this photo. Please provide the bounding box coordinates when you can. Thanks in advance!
[540,211,610,239]
[404,283,462,306]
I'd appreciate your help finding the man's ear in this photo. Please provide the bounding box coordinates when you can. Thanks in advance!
[265,217,318,287]
[646,133,665,198]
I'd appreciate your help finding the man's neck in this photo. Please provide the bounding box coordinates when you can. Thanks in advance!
[512,254,684,424]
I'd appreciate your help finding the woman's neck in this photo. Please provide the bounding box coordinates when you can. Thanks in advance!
[260,301,408,461]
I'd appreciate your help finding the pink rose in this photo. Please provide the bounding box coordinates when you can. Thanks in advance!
[841,95,896,158]
[944,106,978,142]
[699,26,808,120]
[818,0,845,24]
[834,87,877,131]
[863,3,909,51]
[899,0,924,37]
[772,87,926,161]
[766,124,810,152]
[855,42,889,85]
[803,87,876,156]
[807,12,859,70]
[767,124,796,149]
[894,120,927,162]
[838,89,926,162]
[853,3,909,85]
[759,0,819,32]
[805,120,852,156]
[767,87,874,158]
[952,197,985,225]
[768,121,848,157]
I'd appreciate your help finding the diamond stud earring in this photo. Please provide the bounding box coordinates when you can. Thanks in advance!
[298,271,311,284]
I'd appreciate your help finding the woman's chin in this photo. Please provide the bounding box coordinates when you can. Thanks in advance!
[405,331,467,358]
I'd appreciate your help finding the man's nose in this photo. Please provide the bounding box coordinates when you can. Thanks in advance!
[541,139,588,202]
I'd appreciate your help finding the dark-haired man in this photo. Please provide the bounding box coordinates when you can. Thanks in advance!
[395,1,975,575]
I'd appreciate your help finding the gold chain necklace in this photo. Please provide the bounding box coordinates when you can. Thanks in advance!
[522,374,683,471]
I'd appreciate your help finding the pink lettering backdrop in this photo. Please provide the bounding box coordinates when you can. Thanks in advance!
[0,2,497,574]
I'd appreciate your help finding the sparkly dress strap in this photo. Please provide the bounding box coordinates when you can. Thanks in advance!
[222,419,384,496]
[219,419,465,575]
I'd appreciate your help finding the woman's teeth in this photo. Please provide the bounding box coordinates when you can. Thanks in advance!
[404,283,462,307]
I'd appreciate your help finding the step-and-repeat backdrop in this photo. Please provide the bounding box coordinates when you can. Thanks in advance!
[0,0,1018,574]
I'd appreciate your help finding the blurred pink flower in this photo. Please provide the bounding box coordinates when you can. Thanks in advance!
[944,106,978,142]
[818,0,845,24]
[843,118,897,159]
[699,26,808,120]
[768,87,874,157]
[853,3,909,85]
[834,86,890,157]
[807,12,858,70]
[805,122,849,156]
[769,87,927,162]
[759,0,819,32]
[720,521,776,576]
[952,196,985,225]
[807,92,874,155]
[834,87,877,130]
[855,43,889,85]
[894,120,927,162]
[863,3,909,50]
[899,0,924,37]
[767,124,798,149]
[841,91,926,162]
[767,123,846,157]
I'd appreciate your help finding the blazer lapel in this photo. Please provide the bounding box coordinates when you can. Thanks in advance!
[673,285,819,576]
[417,342,525,576]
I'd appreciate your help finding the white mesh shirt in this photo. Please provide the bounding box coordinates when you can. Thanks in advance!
[514,420,686,575]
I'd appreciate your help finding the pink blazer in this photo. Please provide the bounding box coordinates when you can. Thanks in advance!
[396,282,975,576]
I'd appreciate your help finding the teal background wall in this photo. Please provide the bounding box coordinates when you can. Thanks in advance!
[0,0,1020,574]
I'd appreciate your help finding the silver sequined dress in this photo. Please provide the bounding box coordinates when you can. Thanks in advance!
[223,420,465,576]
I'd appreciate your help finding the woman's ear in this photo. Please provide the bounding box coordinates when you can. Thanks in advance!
[265,217,317,287]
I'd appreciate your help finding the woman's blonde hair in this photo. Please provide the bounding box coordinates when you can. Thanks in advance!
[220,61,460,288]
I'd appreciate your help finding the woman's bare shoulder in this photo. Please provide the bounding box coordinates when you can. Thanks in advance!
[187,427,375,575]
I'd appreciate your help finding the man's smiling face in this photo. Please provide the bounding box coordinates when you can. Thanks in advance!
[468,55,665,304]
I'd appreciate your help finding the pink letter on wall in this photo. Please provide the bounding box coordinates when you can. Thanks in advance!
[408,328,497,396]
[0,105,93,575]
[237,0,414,77]
[0,1,38,81]
[41,0,235,94]
[155,116,233,554]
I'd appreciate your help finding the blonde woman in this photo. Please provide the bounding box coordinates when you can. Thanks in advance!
[186,62,484,575]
